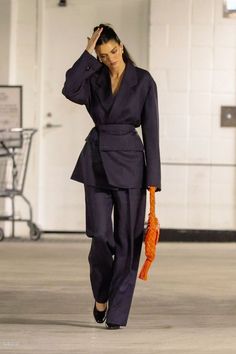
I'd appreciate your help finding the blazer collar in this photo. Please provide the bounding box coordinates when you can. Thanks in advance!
[95,62,138,112]
[96,61,137,86]
[122,61,138,88]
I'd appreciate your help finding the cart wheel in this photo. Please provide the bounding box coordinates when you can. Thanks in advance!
[28,222,42,241]
[0,228,4,241]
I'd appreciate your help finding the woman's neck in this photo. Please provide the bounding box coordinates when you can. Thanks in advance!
[109,60,126,78]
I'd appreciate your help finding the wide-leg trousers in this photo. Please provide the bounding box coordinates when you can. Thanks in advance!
[84,185,146,326]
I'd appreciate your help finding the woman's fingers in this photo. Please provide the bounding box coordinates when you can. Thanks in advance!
[86,27,103,53]
[92,27,103,44]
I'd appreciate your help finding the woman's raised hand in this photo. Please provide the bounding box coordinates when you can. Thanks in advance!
[86,27,103,54]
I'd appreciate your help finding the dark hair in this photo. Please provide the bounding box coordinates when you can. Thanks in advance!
[93,23,135,65]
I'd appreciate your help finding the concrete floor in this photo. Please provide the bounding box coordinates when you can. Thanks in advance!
[0,235,236,354]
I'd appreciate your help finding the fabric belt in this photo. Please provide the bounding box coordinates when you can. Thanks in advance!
[85,124,143,151]
[95,124,136,135]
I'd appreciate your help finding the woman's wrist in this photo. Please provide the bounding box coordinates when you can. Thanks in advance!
[85,47,93,54]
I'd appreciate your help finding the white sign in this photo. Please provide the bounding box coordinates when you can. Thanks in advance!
[0,86,22,150]
[0,86,22,130]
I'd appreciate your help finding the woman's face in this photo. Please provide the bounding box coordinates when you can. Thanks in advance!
[95,39,124,70]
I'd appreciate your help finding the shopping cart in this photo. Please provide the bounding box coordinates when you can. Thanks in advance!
[0,128,41,241]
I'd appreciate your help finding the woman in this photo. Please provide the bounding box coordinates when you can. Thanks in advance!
[62,24,161,329]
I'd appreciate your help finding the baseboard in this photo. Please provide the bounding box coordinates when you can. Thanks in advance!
[44,229,236,242]
[160,229,236,242]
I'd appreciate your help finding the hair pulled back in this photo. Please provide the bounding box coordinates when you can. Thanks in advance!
[93,23,135,65]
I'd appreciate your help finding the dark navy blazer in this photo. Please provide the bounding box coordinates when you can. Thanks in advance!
[62,50,161,191]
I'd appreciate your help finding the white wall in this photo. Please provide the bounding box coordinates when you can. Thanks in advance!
[150,0,236,229]
[0,0,10,82]
[5,0,40,235]
[5,0,236,233]
[7,0,150,234]
[0,0,11,234]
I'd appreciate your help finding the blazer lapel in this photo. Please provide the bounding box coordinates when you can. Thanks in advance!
[94,61,138,115]
[108,62,138,118]
[94,66,114,112]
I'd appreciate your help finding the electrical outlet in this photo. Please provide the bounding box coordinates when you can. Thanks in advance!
[221,106,236,127]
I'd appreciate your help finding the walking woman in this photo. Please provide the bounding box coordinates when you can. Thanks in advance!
[62,24,161,329]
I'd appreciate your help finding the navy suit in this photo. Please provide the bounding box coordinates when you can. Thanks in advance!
[62,50,161,326]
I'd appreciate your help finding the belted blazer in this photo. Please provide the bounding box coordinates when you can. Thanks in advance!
[62,50,161,191]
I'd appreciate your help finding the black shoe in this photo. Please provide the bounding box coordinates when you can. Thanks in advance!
[93,302,107,323]
[105,322,120,330]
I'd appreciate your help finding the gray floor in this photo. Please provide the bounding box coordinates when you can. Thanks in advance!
[0,235,236,353]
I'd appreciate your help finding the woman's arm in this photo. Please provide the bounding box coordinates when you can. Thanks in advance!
[141,76,161,192]
[62,51,101,105]
[62,27,103,105]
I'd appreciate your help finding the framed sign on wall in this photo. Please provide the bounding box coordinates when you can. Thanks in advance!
[0,86,23,149]
[0,86,22,130]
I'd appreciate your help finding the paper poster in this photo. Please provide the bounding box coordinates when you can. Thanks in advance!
[0,86,22,150]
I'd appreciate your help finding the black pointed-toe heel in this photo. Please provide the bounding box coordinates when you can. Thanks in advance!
[105,322,120,330]
[93,302,107,323]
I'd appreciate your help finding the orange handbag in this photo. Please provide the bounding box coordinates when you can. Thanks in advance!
[139,186,160,280]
